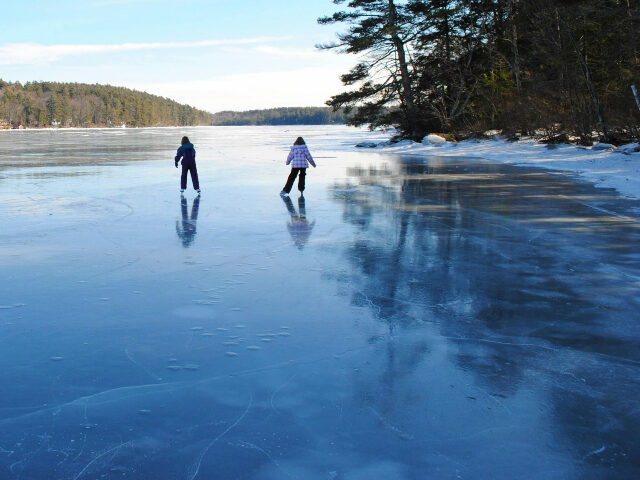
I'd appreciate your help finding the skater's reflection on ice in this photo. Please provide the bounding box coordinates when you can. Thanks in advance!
[176,194,200,248]
[282,195,315,250]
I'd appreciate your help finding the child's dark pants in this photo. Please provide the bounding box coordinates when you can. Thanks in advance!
[283,168,306,193]
[181,160,200,190]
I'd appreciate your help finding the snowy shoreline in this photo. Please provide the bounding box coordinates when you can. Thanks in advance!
[363,135,640,200]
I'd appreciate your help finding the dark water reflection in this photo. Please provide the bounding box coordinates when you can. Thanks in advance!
[176,195,200,248]
[282,196,315,250]
[330,154,640,478]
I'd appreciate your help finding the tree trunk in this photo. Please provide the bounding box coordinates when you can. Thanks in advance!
[508,0,521,94]
[388,0,419,138]
[632,85,640,114]
[565,26,607,139]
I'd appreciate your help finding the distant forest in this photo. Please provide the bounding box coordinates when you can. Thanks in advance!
[210,107,347,126]
[0,80,349,129]
[320,0,640,144]
[0,80,211,128]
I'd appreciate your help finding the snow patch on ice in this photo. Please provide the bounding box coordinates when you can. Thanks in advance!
[592,142,616,151]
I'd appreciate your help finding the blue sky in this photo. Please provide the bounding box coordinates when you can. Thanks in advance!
[0,0,357,112]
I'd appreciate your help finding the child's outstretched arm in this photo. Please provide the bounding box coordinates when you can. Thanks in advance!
[306,148,316,168]
[286,150,293,165]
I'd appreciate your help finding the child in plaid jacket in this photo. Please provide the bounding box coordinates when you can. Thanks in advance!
[280,137,316,196]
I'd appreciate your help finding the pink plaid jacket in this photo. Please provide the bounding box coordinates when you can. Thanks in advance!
[286,145,316,168]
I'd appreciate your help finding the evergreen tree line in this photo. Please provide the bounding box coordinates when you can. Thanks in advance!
[0,80,211,128]
[210,107,348,125]
[320,0,640,143]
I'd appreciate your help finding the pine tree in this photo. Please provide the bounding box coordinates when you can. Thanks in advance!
[318,0,422,138]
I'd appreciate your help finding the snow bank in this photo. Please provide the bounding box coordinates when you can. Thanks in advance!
[422,134,447,145]
[349,135,640,199]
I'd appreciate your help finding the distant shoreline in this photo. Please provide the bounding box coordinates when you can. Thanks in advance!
[0,124,353,132]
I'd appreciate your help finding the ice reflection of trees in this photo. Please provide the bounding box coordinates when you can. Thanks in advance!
[332,155,640,351]
[330,155,640,463]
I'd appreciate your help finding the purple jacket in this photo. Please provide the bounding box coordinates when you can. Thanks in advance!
[286,145,316,169]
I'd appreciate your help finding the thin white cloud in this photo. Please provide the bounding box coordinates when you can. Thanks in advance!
[253,45,318,58]
[92,0,162,5]
[212,44,337,60]
[0,38,283,65]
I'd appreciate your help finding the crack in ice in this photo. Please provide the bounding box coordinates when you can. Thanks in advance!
[72,440,133,480]
[187,392,253,480]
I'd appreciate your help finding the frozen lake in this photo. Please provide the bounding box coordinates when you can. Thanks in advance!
[1,126,639,479]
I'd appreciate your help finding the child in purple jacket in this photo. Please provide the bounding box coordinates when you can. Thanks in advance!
[280,137,316,197]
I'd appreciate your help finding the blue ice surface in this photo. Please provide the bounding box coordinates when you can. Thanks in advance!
[0,126,639,479]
